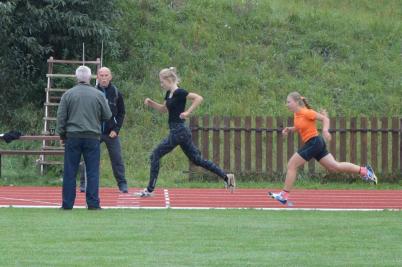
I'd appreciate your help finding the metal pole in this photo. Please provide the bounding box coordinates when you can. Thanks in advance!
[82,43,85,65]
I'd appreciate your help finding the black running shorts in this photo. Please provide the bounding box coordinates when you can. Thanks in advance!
[297,135,329,161]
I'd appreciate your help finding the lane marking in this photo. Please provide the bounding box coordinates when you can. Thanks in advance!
[0,205,400,211]
[0,197,58,205]
[164,189,170,208]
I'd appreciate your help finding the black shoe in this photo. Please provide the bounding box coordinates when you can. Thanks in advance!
[87,206,102,211]
[60,207,72,210]
[118,183,128,193]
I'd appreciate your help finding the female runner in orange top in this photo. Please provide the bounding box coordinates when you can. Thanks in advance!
[269,92,377,205]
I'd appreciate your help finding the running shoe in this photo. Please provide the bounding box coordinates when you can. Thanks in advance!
[363,164,378,185]
[224,173,236,193]
[133,188,153,197]
[268,191,288,205]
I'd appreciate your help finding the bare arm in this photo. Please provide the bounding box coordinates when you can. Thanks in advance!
[180,93,203,119]
[315,110,331,141]
[144,98,168,113]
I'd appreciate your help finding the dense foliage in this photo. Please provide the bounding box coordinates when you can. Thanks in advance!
[0,0,119,129]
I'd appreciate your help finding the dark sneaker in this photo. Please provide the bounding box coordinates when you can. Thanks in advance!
[363,164,378,185]
[133,188,153,197]
[88,206,102,211]
[118,183,128,193]
[224,173,236,193]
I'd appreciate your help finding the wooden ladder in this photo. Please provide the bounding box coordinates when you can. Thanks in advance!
[40,57,101,174]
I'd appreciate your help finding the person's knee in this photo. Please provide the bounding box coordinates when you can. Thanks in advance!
[287,161,300,171]
[190,156,203,166]
[150,151,160,162]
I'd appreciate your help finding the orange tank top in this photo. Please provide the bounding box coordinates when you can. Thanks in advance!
[294,108,318,143]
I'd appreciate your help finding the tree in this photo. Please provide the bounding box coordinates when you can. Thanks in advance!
[0,0,120,129]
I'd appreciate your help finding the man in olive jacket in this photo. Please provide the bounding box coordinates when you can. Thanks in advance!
[57,65,112,210]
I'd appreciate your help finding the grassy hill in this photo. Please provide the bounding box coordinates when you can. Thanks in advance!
[2,0,402,186]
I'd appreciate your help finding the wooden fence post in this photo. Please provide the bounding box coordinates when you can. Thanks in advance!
[361,117,367,165]
[276,117,284,174]
[370,117,378,171]
[234,117,242,173]
[244,116,252,173]
[255,117,262,173]
[392,117,399,176]
[202,115,210,159]
[212,116,221,165]
[223,117,231,171]
[381,117,388,175]
[266,117,273,175]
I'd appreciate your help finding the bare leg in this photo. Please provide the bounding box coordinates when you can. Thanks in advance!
[318,154,360,174]
[283,153,307,192]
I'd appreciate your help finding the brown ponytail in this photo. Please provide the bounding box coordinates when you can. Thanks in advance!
[288,92,312,109]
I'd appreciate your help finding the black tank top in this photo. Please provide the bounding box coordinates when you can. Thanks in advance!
[164,88,189,123]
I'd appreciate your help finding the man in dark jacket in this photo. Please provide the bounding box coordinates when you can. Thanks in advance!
[57,65,112,210]
[80,67,128,193]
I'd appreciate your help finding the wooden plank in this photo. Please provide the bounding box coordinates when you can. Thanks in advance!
[276,117,284,173]
[381,117,388,174]
[47,57,100,65]
[298,131,304,172]
[234,117,242,172]
[370,117,378,171]
[46,74,97,79]
[360,117,367,165]
[400,118,402,174]
[44,102,60,106]
[223,117,231,171]
[202,115,210,159]
[45,88,68,92]
[0,150,64,155]
[350,118,357,164]
[189,116,199,176]
[391,117,399,174]
[266,117,273,175]
[19,136,60,141]
[255,117,262,173]
[339,117,346,162]
[330,117,336,157]
[212,117,221,165]
[287,117,294,162]
[244,117,252,172]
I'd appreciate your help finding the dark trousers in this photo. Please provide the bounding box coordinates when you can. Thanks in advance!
[80,134,126,187]
[147,123,226,192]
[62,137,100,209]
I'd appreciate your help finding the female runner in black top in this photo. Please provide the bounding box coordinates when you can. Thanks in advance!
[134,67,235,197]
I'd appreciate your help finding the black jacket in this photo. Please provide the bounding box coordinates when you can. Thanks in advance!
[97,83,125,135]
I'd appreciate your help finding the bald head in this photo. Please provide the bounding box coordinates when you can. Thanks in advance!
[97,67,112,88]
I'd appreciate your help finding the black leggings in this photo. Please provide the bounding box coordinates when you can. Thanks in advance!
[147,123,226,192]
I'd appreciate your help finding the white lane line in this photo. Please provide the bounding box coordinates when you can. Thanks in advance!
[0,205,401,211]
[0,197,59,205]
[164,189,170,208]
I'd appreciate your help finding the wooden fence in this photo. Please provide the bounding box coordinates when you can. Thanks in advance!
[188,116,402,182]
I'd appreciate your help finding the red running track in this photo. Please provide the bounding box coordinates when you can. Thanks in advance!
[0,186,402,210]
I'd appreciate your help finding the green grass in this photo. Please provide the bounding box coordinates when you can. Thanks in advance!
[0,208,401,266]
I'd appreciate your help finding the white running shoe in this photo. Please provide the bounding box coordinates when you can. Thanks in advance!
[134,188,153,197]
[268,191,294,206]
[363,164,378,185]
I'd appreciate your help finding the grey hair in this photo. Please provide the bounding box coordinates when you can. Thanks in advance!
[75,66,92,83]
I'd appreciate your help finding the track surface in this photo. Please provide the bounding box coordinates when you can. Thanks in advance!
[1,186,401,211]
